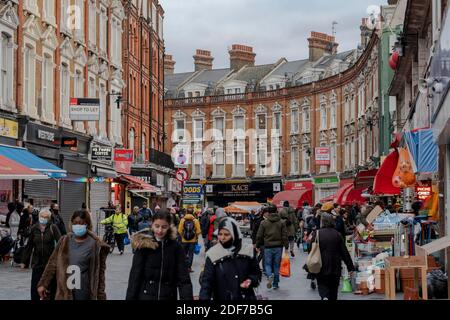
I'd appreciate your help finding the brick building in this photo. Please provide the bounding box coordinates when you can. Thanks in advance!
[165,30,380,206]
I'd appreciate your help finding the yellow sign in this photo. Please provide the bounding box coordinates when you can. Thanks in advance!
[0,118,18,139]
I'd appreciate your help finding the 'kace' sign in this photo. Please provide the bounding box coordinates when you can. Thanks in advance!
[70,98,101,121]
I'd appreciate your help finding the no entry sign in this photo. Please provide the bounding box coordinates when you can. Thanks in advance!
[176,169,189,182]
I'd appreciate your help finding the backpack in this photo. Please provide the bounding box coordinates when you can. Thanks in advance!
[183,220,196,241]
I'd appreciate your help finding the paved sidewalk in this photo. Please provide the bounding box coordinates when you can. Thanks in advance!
[0,238,386,300]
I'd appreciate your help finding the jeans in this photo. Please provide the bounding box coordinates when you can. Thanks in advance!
[182,243,196,269]
[264,247,283,287]
[115,233,125,253]
[288,236,295,252]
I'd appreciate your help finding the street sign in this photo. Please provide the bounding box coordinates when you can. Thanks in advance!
[172,144,190,168]
[176,169,189,182]
[315,147,330,165]
[70,98,101,121]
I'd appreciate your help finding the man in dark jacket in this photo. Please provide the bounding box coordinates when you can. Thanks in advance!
[256,205,288,290]
[279,201,299,257]
[251,208,267,275]
[50,203,66,235]
[128,206,142,235]
[139,202,153,221]
[315,213,355,301]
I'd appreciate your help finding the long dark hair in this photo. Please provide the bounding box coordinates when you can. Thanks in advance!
[152,210,173,225]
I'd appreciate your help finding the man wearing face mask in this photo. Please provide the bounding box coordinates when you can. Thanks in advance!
[21,210,61,300]
[50,203,67,235]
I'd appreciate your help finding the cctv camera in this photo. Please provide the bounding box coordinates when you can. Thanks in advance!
[432,82,444,94]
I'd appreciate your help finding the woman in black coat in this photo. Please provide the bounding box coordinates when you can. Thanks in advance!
[315,212,355,301]
[200,217,261,300]
[126,211,193,300]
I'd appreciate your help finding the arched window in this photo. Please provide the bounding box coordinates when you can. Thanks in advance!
[129,128,135,153]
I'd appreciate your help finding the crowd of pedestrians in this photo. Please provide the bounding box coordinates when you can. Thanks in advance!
[0,198,367,301]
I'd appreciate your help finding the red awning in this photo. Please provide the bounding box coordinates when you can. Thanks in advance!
[0,155,48,180]
[355,169,378,189]
[272,189,313,209]
[341,186,366,206]
[373,150,401,195]
[320,194,335,203]
[117,175,158,193]
[334,183,354,205]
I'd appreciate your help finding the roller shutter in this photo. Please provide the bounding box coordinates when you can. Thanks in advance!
[89,182,110,235]
[24,179,58,200]
[60,181,86,227]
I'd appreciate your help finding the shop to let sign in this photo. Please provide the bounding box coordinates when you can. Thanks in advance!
[315,147,330,165]
[70,98,101,121]
[0,118,18,139]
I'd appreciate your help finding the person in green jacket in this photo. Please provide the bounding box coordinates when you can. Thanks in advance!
[280,201,299,258]
[101,210,128,255]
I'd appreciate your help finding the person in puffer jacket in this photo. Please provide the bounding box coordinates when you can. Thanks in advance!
[126,210,193,300]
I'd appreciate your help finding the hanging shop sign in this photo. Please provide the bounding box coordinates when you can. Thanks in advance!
[284,181,313,191]
[61,137,78,151]
[38,129,55,142]
[315,147,330,165]
[416,182,432,201]
[91,146,113,161]
[69,98,101,121]
[114,149,134,174]
[0,118,18,139]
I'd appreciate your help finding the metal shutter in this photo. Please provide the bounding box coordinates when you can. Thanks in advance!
[24,179,58,200]
[60,181,86,227]
[89,182,110,235]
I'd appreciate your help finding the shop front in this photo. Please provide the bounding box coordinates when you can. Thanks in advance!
[205,179,282,207]
[18,122,64,209]
[89,142,116,228]
[0,115,19,210]
[272,180,313,209]
[314,175,340,203]
[59,130,91,225]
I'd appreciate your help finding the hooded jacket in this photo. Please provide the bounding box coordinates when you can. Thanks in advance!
[255,214,288,249]
[22,223,61,269]
[37,231,110,300]
[280,206,299,237]
[199,217,261,300]
[126,227,193,300]
[178,214,201,243]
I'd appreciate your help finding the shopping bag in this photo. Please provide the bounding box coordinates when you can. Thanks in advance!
[194,243,201,255]
[280,253,291,278]
[123,234,130,246]
[302,242,309,252]
[306,230,322,274]
[341,278,353,293]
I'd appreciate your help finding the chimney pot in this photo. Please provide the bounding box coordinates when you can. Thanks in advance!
[229,44,256,71]
[164,54,176,75]
[193,49,214,71]
[308,31,338,62]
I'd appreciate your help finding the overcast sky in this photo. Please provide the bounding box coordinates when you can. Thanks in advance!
[159,0,384,73]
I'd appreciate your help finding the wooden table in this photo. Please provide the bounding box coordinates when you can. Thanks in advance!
[384,255,428,300]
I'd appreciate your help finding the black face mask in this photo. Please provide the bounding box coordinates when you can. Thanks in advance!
[52,209,59,215]
[221,238,234,249]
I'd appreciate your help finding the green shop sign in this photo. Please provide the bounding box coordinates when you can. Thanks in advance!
[314,177,339,185]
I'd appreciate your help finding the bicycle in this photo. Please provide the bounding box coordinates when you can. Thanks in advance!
[103,224,116,253]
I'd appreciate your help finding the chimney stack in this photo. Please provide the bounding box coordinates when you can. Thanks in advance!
[307,31,338,62]
[193,49,214,71]
[229,44,256,71]
[360,18,372,48]
[164,54,176,75]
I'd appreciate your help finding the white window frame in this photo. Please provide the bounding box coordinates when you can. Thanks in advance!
[193,117,204,142]
[330,141,337,172]
[213,142,226,178]
[74,68,85,132]
[291,108,299,134]
[344,95,350,122]
[213,116,225,141]
[99,81,107,138]
[272,141,281,176]
[88,0,97,48]
[88,73,97,135]
[344,138,350,170]
[174,118,186,142]
[0,32,15,111]
[60,60,72,128]
[291,146,299,175]
[99,5,107,53]
[129,128,135,154]
[23,43,37,118]
[192,150,205,179]
[41,50,55,123]
[273,111,282,137]
[320,104,327,130]
[330,100,337,128]
[43,0,56,26]
[302,107,310,133]
[233,115,246,177]
[302,147,310,174]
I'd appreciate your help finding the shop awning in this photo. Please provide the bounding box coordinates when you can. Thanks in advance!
[224,206,249,214]
[0,155,49,180]
[373,150,401,195]
[118,174,158,193]
[404,129,438,173]
[334,183,354,205]
[272,189,313,209]
[0,145,67,179]
[320,194,335,203]
[340,186,366,206]
[354,169,378,189]
[229,202,263,212]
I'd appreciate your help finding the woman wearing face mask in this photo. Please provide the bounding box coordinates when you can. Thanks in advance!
[126,210,193,300]
[21,210,61,300]
[37,210,110,300]
[200,217,261,300]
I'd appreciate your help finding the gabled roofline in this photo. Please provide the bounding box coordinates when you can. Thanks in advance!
[260,58,288,84]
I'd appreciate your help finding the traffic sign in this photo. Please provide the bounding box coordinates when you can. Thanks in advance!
[176,169,189,182]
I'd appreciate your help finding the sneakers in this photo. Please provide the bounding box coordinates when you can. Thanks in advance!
[310,281,316,290]
[119,251,124,255]
[273,285,279,290]
[290,251,295,258]
[267,275,274,289]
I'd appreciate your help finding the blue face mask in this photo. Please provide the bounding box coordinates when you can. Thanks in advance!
[72,224,88,237]
[39,218,48,225]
